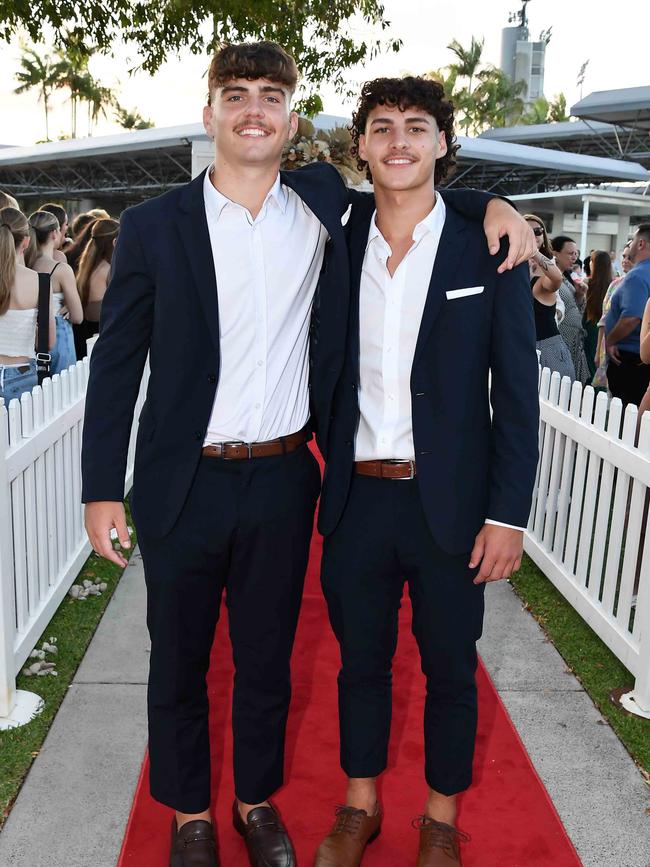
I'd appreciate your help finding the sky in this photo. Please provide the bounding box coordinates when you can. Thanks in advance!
[0,0,648,146]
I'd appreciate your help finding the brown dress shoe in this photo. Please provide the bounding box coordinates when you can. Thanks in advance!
[170,818,220,867]
[414,816,469,867]
[232,800,296,867]
[314,805,382,866]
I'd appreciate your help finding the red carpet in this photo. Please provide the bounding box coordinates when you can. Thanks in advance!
[118,484,582,865]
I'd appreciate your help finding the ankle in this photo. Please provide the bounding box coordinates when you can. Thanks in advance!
[425,792,457,827]
[176,809,212,829]
[346,779,378,815]
[238,800,270,822]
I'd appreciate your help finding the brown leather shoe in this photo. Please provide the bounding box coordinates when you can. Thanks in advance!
[414,816,469,866]
[232,800,296,867]
[170,818,219,867]
[314,805,382,866]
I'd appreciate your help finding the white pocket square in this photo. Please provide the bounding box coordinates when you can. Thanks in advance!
[446,286,484,300]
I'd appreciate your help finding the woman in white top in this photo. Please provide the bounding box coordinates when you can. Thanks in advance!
[26,210,82,375]
[0,207,56,404]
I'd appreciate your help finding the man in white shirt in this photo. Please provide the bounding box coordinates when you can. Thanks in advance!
[82,44,536,867]
[315,76,539,867]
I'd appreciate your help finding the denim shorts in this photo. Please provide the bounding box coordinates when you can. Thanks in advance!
[0,361,38,406]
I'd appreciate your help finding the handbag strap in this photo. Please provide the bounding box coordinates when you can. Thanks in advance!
[36,272,52,386]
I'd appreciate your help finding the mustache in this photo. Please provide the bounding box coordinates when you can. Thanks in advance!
[234,123,273,133]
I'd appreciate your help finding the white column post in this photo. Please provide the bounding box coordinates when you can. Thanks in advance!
[580,196,590,262]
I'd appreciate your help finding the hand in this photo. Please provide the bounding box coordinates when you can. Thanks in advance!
[469,524,523,584]
[60,305,70,320]
[607,343,622,365]
[484,199,536,274]
[85,501,131,568]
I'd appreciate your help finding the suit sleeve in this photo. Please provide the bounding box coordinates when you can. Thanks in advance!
[81,208,155,502]
[438,188,514,222]
[487,251,539,527]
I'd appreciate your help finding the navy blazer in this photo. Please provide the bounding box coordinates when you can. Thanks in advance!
[81,162,505,539]
[316,194,540,555]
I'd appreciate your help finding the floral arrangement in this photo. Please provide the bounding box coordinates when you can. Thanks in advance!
[281,118,367,186]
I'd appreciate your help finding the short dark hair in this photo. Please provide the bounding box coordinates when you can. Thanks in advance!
[635,222,650,244]
[551,235,575,253]
[349,76,459,185]
[40,203,67,227]
[207,41,299,104]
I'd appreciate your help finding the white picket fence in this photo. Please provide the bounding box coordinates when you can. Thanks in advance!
[525,367,650,716]
[0,351,147,719]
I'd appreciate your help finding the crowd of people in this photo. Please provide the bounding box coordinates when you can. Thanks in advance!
[525,214,650,422]
[0,189,119,404]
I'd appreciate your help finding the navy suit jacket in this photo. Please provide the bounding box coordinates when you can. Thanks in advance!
[81,162,507,539]
[316,194,540,555]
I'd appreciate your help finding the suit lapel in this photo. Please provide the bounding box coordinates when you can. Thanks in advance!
[348,200,375,367]
[413,205,469,366]
[177,169,220,351]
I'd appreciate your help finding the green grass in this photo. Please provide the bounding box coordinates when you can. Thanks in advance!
[510,554,650,779]
[0,502,137,828]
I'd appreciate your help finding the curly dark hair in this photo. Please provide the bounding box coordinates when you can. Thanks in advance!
[207,41,299,104]
[349,76,459,185]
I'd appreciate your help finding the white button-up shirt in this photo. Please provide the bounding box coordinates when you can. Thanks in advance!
[203,169,328,445]
[355,197,446,462]
[355,197,523,531]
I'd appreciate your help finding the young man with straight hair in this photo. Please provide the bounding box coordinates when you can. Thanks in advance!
[314,76,540,867]
[82,43,535,867]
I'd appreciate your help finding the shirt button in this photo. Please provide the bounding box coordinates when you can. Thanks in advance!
[255,403,261,409]
[257,360,263,367]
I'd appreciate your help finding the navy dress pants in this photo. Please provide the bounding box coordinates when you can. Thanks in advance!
[134,444,321,813]
[321,473,486,796]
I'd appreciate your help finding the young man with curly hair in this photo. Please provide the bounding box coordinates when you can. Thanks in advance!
[314,77,540,867]
[82,42,535,867]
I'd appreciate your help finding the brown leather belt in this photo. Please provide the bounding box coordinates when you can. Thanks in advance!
[202,427,311,460]
[355,459,417,480]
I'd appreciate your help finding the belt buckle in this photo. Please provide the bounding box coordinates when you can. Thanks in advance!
[221,439,254,459]
[386,459,415,480]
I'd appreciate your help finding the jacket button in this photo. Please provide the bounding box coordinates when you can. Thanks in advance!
[207,373,216,384]
[194,430,203,441]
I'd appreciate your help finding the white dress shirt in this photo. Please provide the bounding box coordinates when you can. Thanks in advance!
[355,198,524,532]
[203,169,328,445]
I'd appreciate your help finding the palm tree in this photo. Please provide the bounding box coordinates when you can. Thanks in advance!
[447,37,484,95]
[81,77,114,136]
[549,93,569,123]
[521,96,550,126]
[14,44,62,141]
[473,68,527,131]
[114,103,154,130]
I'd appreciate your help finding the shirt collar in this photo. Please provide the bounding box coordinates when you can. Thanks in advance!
[367,193,446,252]
[203,166,287,220]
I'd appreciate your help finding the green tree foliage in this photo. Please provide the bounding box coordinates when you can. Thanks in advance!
[0,2,401,114]
[114,103,154,130]
[429,37,526,135]
[430,36,570,133]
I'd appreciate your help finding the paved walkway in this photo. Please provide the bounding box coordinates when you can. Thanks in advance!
[0,549,648,866]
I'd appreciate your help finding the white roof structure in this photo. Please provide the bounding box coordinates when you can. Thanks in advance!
[0,115,648,204]
[571,87,650,132]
